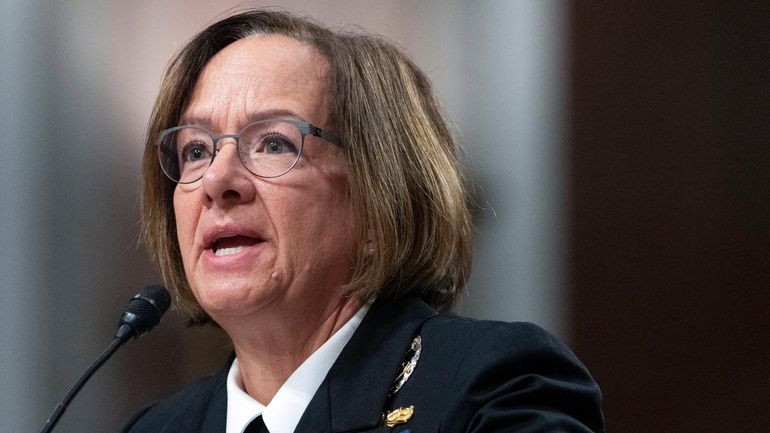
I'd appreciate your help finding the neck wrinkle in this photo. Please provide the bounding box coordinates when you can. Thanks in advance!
[228,295,363,404]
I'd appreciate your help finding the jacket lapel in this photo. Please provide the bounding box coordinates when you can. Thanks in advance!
[295,296,437,433]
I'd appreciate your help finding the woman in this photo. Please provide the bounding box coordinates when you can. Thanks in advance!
[124,9,603,433]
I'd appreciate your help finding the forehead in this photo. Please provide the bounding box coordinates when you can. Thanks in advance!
[182,35,332,129]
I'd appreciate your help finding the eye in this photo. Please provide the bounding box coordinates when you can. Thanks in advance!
[180,140,212,162]
[259,134,299,155]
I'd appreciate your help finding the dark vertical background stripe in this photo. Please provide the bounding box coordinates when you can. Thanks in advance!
[568,2,770,432]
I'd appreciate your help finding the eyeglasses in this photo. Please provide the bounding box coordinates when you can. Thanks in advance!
[157,119,342,183]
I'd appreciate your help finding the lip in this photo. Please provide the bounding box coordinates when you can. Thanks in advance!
[203,224,264,250]
[200,223,266,269]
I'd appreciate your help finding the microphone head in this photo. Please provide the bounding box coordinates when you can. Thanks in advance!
[116,285,171,341]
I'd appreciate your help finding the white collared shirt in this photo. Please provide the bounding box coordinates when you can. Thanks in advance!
[225,303,371,433]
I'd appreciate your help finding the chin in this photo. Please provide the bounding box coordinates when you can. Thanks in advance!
[193,276,281,318]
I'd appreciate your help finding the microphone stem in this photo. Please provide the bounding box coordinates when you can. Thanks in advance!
[39,337,126,433]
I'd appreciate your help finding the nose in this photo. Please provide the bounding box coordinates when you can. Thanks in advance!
[201,141,256,208]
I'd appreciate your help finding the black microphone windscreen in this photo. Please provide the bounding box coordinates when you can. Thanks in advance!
[116,285,171,341]
[129,285,171,317]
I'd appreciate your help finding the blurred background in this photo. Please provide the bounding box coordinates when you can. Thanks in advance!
[1,1,767,432]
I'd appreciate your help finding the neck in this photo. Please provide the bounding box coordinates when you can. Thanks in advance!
[220,294,363,404]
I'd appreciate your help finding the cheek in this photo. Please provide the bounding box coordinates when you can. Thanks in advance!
[172,189,198,260]
[272,175,354,257]
[305,187,355,252]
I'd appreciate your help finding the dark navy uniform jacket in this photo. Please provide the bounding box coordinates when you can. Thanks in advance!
[121,295,604,433]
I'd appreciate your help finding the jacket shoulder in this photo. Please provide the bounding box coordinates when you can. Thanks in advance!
[423,315,568,350]
[399,314,604,432]
[423,315,587,370]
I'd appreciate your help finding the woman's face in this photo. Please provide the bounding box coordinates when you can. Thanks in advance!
[173,36,355,322]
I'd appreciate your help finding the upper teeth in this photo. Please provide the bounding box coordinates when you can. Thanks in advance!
[214,246,244,257]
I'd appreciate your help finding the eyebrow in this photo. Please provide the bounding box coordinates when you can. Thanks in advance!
[178,108,307,129]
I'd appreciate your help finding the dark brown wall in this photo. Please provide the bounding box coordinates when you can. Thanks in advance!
[568,2,769,432]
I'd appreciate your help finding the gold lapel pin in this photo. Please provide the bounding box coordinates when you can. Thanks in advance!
[385,405,414,427]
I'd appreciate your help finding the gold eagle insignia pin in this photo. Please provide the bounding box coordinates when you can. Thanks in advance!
[385,405,414,427]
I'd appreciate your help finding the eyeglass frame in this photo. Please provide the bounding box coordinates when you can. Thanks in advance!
[157,118,343,184]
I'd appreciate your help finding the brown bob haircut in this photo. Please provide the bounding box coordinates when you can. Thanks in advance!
[141,9,473,323]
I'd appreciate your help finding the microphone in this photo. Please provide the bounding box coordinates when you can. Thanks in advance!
[39,285,171,433]
[116,284,171,341]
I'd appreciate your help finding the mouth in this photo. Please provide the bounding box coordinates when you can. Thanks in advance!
[208,235,261,257]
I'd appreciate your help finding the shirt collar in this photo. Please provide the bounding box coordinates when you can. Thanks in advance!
[226,302,371,433]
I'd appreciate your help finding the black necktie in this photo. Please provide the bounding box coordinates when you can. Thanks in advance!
[244,415,269,433]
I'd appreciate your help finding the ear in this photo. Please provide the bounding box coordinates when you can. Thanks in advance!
[363,228,376,255]
[363,239,375,256]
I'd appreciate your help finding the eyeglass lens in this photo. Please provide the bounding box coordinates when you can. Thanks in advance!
[159,120,303,182]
